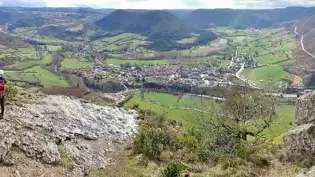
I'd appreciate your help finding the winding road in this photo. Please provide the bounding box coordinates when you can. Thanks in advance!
[231,30,306,98]
[293,25,315,59]
[235,60,262,90]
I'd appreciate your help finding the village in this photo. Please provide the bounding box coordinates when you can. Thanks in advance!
[68,50,259,95]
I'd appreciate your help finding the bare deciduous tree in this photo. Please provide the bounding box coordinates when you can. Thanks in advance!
[197,88,277,141]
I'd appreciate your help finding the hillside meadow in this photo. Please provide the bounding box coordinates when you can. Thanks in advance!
[5,66,70,88]
[125,91,295,138]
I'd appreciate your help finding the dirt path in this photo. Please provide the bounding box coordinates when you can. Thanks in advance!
[235,63,262,89]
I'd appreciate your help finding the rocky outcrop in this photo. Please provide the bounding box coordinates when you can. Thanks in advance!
[284,91,315,166]
[0,95,138,176]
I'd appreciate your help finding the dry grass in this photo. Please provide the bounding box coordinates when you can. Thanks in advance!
[87,147,160,177]
[290,74,304,87]
[58,146,75,171]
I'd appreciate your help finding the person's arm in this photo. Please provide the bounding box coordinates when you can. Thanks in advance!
[4,79,7,84]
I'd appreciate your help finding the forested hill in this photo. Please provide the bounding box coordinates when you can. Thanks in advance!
[96,9,192,34]
[0,10,21,24]
[184,7,315,29]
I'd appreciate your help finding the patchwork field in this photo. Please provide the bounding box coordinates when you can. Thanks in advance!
[239,66,288,87]
[125,91,295,138]
[223,27,297,86]
[92,33,147,52]
[60,58,93,71]
[169,55,229,67]
[255,54,287,65]
[6,54,53,70]
[5,66,70,88]
[0,47,40,61]
[32,36,80,45]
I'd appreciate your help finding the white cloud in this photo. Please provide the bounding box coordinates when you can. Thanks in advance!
[0,0,314,9]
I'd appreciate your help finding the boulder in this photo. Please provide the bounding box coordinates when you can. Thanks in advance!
[284,91,315,166]
[295,92,315,125]
[0,95,138,176]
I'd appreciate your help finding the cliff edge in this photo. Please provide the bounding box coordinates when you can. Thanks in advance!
[0,94,138,176]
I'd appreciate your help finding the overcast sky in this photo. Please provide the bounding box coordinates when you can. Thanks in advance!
[0,0,315,9]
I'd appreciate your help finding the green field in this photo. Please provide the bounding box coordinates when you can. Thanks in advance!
[251,65,288,83]
[32,36,80,45]
[60,58,93,71]
[169,55,229,67]
[263,105,295,138]
[0,47,41,61]
[255,54,286,65]
[216,27,247,36]
[5,66,70,88]
[46,45,62,51]
[272,41,296,52]
[126,92,221,126]
[107,59,168,66]
[92,33,147,52]
[223,27,296,86]
[69,24,84,32]
[177,37,197,44]
[125,91,294,137]
[233,28,295,57]
[6,54,53,70]
[104,33,147,43]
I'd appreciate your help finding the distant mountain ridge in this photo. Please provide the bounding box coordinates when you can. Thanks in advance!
[0,10,21,24]
[95,9,192,34]
[184,7,315,29]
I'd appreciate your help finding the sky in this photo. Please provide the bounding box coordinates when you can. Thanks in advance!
[0,0,315,9]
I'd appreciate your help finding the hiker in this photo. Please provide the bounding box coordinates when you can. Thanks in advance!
[0,70,6,118]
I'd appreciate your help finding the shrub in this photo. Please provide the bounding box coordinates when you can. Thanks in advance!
[237,142,273,168]
[162,163,184,177]
[131,104,139,110]
[133,112,188,161]
[5,83,18,101]
[211,131,240,156]
[133,110,276,176]
[133,127,165,160]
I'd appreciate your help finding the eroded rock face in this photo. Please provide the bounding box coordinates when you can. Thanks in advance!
[295,92,315,125]
[0,95,138,176]
[284,92,315,165]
